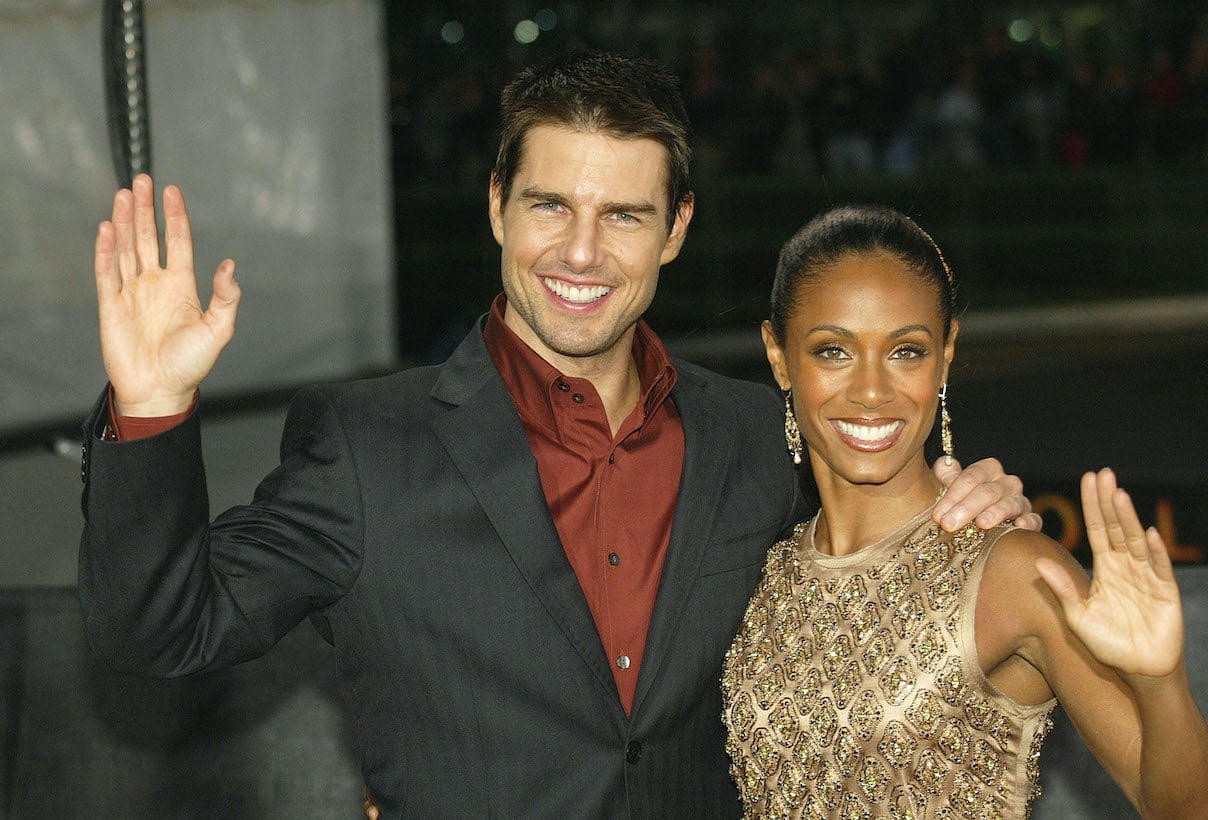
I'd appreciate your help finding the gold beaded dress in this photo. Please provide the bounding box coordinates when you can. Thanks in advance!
[721,504,1056,819]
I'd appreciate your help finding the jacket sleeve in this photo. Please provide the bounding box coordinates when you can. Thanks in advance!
[78,386,364,676]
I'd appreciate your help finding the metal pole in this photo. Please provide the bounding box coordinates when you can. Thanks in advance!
[103,0,151,187]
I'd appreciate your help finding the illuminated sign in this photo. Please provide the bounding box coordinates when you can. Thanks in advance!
[1030,481,1206,565]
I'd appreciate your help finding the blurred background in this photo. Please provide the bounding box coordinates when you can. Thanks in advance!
[1,0,1206,816]
[387,0,1208,350]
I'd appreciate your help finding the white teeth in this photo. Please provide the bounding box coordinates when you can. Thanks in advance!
[544,278,611,304]
[835,419,901,442]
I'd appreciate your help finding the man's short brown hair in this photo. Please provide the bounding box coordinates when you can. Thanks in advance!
[493,50,694,230]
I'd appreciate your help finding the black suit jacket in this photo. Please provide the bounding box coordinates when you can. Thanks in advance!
[79,319,806,818]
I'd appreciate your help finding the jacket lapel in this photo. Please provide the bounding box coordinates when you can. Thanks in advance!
[631,363,737,716]
[429,323,622,711]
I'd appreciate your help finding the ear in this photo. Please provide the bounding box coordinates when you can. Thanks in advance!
[658,193,695,266]
[488,174,505,246]
[941,319,959,385]
[761,320,791,392]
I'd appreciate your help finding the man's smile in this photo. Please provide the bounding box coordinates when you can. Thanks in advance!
[543,277,613,304]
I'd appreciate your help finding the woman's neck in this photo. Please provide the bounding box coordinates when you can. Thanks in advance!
[810,458,944,557]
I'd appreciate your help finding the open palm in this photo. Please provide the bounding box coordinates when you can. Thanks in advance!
[94,174,240,416]
[1038,469,1184,679]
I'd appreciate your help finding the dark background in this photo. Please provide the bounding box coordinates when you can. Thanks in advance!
[385,0,1208,357]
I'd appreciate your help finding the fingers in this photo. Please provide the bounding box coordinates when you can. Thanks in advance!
[1011,511,1044,532]
[203,259,241,343]
[1144,525,1176,582]
[1083,468,1174,577]
[94,221,119,301]
[131,173,162,273]
[111,186,137,285]
[932,454,961,488]
[108,174,161,285]
[1080,470,1110,558]
[932,455,963,528]
[1095,469,1130,554]
[1035,555,1084,622]
[968,495,1029,530]
[1106,480,1155,564]
[933,456,1028,531]
[162,183,195,274]
[102,175,196,295]
[1083,468,1148,562]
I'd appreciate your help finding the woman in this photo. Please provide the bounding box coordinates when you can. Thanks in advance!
[721,205,1208,818]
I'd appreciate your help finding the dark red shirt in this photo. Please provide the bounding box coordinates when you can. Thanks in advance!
[108,296,686,715]
[483,296,684,715]
[104,384,196,440]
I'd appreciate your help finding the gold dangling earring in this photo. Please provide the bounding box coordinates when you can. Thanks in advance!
[783,390,803,465]
[939,383,954,465]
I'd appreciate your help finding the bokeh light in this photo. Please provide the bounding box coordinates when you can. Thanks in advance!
[513,19,539,44]
[534,8,558,32]
[1007,18,1034,43]
[440,20,464,45]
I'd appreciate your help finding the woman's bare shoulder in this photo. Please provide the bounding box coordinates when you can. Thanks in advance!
[986,526,1086,580]
[980,526,1091,639]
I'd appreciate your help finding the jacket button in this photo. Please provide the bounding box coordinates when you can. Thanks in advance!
[626,741,642,763]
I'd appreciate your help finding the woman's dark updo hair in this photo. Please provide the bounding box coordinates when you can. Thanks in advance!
[769,205,958,342]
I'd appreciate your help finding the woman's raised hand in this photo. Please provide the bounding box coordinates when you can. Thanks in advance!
[1037,468,1184,680]
[94,174,240,416]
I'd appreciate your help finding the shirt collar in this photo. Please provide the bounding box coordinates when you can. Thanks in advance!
[482,293,678,435]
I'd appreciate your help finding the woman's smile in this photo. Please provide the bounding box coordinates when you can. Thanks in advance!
[831,418,905,451]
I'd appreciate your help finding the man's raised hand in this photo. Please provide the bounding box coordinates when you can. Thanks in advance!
[94,174,240,416]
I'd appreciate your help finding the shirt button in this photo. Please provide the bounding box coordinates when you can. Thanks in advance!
[626,740,642,763]
[572,393,585,403]
[616,654,631,670]
[608,552,620,566]
[557,381,570,392]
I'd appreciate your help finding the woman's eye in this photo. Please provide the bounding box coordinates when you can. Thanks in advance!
[814,345,848,360]
[892,345,928,359]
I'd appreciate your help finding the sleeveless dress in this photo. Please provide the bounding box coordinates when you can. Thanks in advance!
[721,504,1056,819]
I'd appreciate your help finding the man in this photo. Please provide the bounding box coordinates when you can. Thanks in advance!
[80,51,1034,817]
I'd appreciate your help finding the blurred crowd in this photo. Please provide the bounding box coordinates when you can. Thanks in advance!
[688,32,1208,178]
[391,13,1208,184]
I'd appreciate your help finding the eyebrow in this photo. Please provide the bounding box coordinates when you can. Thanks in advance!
[517,188,568,207]
[806,323,935,339]
[517,187,660,217]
